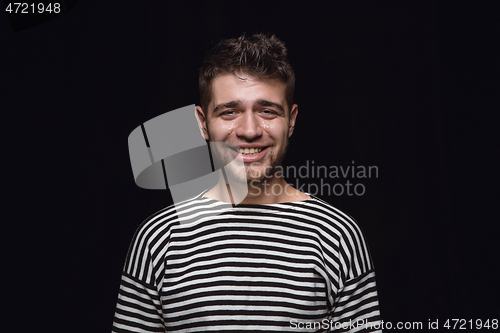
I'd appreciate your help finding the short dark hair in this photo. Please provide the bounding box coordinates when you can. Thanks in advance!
[199,33,295,113]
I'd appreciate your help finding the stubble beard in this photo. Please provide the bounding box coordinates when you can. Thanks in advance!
[210,140,289,186]
[245,144,287,186]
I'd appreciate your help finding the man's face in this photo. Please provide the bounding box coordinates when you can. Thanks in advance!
[196,73,298,184]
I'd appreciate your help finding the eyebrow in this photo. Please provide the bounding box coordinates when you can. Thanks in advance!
[212,99,285,114]
[212,100,241,114]
[254,99,285,114]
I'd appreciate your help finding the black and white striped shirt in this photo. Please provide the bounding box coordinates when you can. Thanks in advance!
[113,191,382,332]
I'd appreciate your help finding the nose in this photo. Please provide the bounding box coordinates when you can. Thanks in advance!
[235,111,263,140]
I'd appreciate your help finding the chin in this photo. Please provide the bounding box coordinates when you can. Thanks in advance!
[222,163,251,185]
[222,163,267,185]
[245,174,267,185]
[246,164,275,183]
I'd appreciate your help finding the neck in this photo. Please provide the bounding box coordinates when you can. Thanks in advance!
[205,170,310,205]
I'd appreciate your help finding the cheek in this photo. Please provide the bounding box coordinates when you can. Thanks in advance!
[209,120,236,139]
[266,121,289,141]
[260,119,270,131]
[227,121,235,135]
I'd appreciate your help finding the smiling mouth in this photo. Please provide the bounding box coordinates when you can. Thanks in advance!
[231,147,268,155]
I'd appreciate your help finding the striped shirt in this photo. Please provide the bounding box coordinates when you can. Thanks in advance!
[113,191,382,332]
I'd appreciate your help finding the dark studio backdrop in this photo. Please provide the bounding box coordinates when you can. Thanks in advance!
[2,1,499,332]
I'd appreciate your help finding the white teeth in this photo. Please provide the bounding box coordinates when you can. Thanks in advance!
[237,147,263,155]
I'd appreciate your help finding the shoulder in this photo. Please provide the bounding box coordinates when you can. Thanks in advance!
[131,191,217,246]
[299,195,366,240]
[122,192,217,274]
[300,195,374,278]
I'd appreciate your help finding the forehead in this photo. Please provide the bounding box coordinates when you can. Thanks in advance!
[209,73,287,111]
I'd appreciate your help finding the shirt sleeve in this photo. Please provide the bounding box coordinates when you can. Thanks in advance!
[330,270,382,332]
[112,271,166,332]
[112,217,168,332]
[321,204,383,332]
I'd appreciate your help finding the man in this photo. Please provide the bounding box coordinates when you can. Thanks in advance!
[113,34,382,332]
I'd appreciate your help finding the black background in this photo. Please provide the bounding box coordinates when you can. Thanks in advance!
[2,1,499,332]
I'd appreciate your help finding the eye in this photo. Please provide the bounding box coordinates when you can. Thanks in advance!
[220,109,238,119]
[261,109,278,117]
[220,110,236,116]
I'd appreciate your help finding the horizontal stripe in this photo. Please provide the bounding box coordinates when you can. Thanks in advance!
[113,190,381,332]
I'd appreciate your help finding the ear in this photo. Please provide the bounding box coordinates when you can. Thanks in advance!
[288,104,298,137]
[195,105,210,140]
